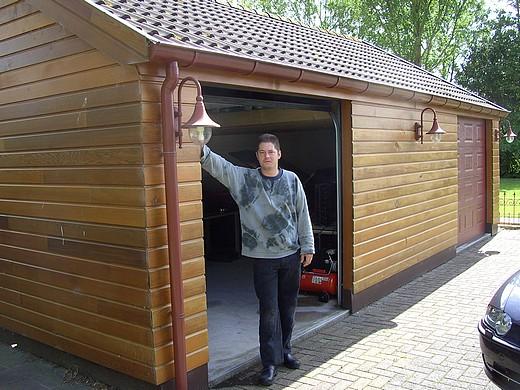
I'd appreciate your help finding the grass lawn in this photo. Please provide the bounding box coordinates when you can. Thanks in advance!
[499,178,520,218]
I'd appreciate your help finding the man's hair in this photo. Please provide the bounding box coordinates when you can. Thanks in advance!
[257,133,280,151]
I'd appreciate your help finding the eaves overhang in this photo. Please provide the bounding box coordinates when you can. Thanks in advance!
[149,42,510,118]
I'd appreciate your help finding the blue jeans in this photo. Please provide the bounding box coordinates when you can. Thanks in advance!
[253,252,301,367]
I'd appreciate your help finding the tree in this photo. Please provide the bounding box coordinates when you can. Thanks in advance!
[457,12,520,176]
[232,0,486,79]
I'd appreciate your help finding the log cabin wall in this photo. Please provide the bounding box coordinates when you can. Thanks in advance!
[351,100,459,295]
[0,1,209,385]
[137,63,209,384]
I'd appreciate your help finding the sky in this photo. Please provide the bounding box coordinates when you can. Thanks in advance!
[485,0,516,16]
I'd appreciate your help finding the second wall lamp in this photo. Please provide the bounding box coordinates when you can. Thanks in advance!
[415,107,446,144]
[495,119,517,143]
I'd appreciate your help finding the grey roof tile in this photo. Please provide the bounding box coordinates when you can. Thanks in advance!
[92,0,504,111]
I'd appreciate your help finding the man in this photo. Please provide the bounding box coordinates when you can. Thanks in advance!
[201,133,314,386]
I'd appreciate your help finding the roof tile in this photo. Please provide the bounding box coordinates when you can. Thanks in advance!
[92,0,503,111]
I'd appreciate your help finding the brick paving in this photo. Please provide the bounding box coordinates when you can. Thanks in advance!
[1,229,519,389]
[217,229,520,389]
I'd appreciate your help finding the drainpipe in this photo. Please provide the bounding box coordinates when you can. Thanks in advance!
[160,61,188,390]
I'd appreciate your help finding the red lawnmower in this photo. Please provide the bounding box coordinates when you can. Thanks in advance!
[300,249,338,303]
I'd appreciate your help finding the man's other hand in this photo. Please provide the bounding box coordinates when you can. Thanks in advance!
[300,253,313,267]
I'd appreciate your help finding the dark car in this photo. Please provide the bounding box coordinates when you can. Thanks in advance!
[479,269,520,389]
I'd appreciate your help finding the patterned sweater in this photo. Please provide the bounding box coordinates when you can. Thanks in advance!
[201,146,315,259]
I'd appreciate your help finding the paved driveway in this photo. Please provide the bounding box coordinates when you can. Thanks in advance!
[218,229,520,389]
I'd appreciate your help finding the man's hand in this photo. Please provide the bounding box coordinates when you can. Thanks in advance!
[300,253,313,268]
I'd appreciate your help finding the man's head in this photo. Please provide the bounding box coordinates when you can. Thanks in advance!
[256,133,281,175]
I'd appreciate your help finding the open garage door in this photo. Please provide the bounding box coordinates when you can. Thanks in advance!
[201,87,344,384]
[458,117,486,245]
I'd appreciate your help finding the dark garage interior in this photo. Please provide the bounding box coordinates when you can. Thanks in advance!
[201,87,345,383]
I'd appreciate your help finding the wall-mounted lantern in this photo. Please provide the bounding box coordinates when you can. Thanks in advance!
[415,107,446,144]
[495,119,517,143]
[175,77,220,147]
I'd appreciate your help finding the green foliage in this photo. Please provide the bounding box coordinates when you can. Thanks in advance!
[457,12,520,177]
[232,0,486,79]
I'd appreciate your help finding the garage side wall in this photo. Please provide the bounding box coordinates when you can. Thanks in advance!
[0,2,161,384]
[136,64,209,385]
[350,101,459,307]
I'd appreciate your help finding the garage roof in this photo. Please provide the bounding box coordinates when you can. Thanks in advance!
[90,0,505,112]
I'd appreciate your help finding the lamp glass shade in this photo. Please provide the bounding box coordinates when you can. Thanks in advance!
[426,118,445,143]
[506,134,516,143]
[188,126,212,146]
[505,127,517,144]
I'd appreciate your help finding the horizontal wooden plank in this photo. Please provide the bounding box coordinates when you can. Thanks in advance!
[0,315,156,383]
[353,141,456,155]
[151,294,207,328]
[0,81,141,121]
[0,273,151,327]
[0,167,146,186]
[0,286,152,345]
[0,214,148,248]
[150,275,206,308]
[354,219,457,271]
[0,199,146,227]
[353,211,457,257]
[0,103,156,137]
[0,0,35,25]
[146,220,203,252]
[0,49,115,89]
[0,0,20,9]
[153,328,208,366]
[353,177,457,206]
[352,114,457,130]
[0,22,70,58]
[353,159,457,180]
[354,193,457,231]
[1,36,92,73]
[0,184,147,206]
[155,347,209,384]
[0,125,160,152]
[353,202,457,244]
[0,244,148,288]
[353,151,457,167]
[0,11,54,41]
[353,229,457,292]
[0,146,144,168]
[351,102,458,124]
[354,168,457,193]
[0,259,148,306]
[0,63,139,105]
[0,229,147,267]
[354,186,457,219]
[148,255,205,288]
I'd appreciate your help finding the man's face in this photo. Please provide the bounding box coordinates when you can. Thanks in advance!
[256,142,281,171]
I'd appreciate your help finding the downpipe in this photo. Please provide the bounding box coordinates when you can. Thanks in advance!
[160,61,188,390]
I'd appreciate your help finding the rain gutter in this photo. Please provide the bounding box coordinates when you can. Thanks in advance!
[150,44,508,117]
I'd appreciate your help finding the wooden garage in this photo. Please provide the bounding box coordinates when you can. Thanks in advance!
[0,0,507,388]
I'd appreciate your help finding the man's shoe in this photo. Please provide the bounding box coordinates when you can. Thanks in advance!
[259,365,277,386]
[283,353,301,369]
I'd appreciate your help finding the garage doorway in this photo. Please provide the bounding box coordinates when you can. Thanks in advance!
[457,117,486,245]
[201,87,345,383]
